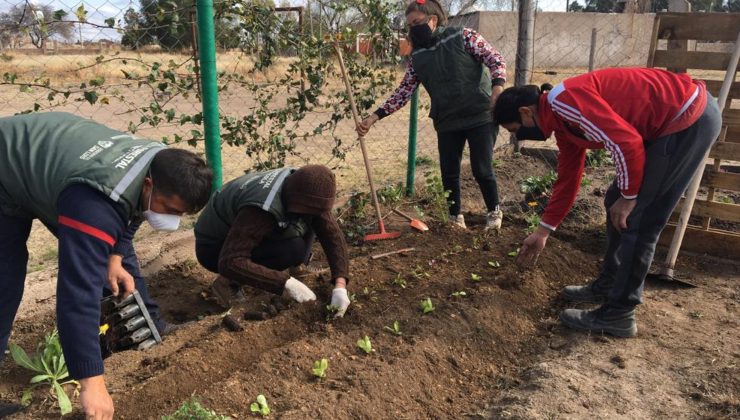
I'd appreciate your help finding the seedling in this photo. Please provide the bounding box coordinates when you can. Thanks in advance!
[470,273,482,282]
[163,398,228,420]
[508,248,520,257]
[392,273,407,289]
[312,358,329,379]
[357,335,374,354]
[450,291,467,297]
[689,311,703,319]
[488,260,501,268]
[250,394,270,417]
[411,265,429,280]
[525,213,541,234]
[9,329,78,415]
[384,321,402,336]
[420,298,435,314]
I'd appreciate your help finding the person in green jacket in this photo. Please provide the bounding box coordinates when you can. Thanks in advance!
[357,0,507,230]
[0,112,213,419]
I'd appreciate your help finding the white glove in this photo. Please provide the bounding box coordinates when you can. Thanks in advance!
[330,287,351,318]
[284,277,316,303]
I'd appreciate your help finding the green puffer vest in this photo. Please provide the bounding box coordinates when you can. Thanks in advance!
[411,26,493,132]
[0,112,165,227]
[194,168,311,244]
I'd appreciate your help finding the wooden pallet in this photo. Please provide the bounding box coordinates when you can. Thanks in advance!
[647,12,740,259]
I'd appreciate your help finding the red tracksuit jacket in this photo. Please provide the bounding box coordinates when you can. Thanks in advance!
[538,67,708,230]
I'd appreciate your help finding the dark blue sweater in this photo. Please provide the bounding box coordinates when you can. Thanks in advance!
[55,184,140,379]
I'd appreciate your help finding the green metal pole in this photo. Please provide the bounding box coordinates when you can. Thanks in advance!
[405,88,419,196]
[196,0,222,189]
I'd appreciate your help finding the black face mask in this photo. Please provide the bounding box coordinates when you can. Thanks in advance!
[409,23,434,49]
[516,123,548,141]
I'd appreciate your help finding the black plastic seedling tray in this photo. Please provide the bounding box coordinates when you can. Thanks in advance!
[100,290,162,357]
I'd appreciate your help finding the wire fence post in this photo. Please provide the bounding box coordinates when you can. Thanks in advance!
[513,0,535,152]
[406,88,419,197]
[588,28,597,72]
[196,0,222,189]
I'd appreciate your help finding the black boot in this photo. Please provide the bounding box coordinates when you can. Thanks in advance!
[559,304,637,338]
[562,278,612,303]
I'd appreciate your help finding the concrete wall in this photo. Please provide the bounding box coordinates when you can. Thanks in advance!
[450,11,656,69]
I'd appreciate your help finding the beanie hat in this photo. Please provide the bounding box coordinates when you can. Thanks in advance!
[282,165,336,215]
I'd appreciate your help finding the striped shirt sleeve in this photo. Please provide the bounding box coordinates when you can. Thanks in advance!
[374,61,419,119]
[547,84,645,198]
[462,28,506,85]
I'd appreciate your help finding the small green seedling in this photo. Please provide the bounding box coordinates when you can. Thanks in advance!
[384,321,402,336]
[357,335,374,354]
[392,273,407,289]
[450,291,467,297]
[420,298,435,314]
[470,273,482,282]
[508,248,520,257]
[689,311,703,319]
[9,329,78,415]
[312,358,329,379]
[488,260,501,268]
[163,398,228,420]
[250,394,270,417]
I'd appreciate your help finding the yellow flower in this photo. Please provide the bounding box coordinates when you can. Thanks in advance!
[99,324,110,336]
[527,201,538,207]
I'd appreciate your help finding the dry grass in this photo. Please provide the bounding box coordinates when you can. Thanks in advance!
[0,50,297,84]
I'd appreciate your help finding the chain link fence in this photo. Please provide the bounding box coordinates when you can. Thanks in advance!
[0,0,649,205]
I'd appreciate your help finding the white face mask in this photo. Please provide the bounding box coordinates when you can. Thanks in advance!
[143,180,181,232]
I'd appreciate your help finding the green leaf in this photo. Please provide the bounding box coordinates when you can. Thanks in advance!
[420,298,435,314]
[250,402,260,413]
[104,17,115,28]
[21,388,34,406]
[256,394,270,416]
[488,260,500,268]
[53,380,73,415]
[311,358,328,378]
[9,343,42,373]
[75,5,88,22]
[508,248,520,257]
[471,273,482,282]
[83,91,98,105]
[356,335,373,354]
[30,374,51,384]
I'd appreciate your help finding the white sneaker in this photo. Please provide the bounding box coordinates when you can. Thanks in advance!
[450,214,467,229]
[485,209,503,230]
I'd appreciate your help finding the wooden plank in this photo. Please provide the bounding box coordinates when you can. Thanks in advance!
[646,14,661,68]
[701,170,740,191]
[724,108,740,126]
[656,13,740,42]
[702,79,740,98]
[710,142,740,161]
[726,125,740,144]
[652,50,731,71]
[659,223,740,259]
[674,198,740,222]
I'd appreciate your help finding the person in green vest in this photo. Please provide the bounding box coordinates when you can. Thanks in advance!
[0,112,213,419]
[194,165,351,316]
[357,0,507,230]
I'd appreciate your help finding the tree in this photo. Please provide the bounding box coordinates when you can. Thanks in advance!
[0,4,74,48]
[121,8,151,49]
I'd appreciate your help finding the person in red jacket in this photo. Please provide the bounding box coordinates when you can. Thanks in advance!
[493,67,722,337]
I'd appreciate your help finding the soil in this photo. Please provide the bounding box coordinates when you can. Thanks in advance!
[1,153,738,419]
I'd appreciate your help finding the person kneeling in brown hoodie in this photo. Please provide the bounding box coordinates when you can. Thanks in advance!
[194,165,350,316]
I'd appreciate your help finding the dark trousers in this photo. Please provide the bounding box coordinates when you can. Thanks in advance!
[595,98,722,308]
[196,232,315,275]
[437,123,500,215]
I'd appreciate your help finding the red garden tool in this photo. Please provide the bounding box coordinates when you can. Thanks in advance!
[392,208,429,232]
[333,42,400,241]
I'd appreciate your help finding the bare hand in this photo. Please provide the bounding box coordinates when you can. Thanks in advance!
[80,376,114,420]
[516,227,550,268]
[356,114,379,137]
[609,197,637,232]
[107,254,135,298]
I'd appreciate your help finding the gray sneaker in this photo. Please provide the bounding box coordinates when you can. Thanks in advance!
[210,275,246,308]
[562,281,610,303]
[450,214,467,229]
[559,305,637,338]
[485,209,503,230]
